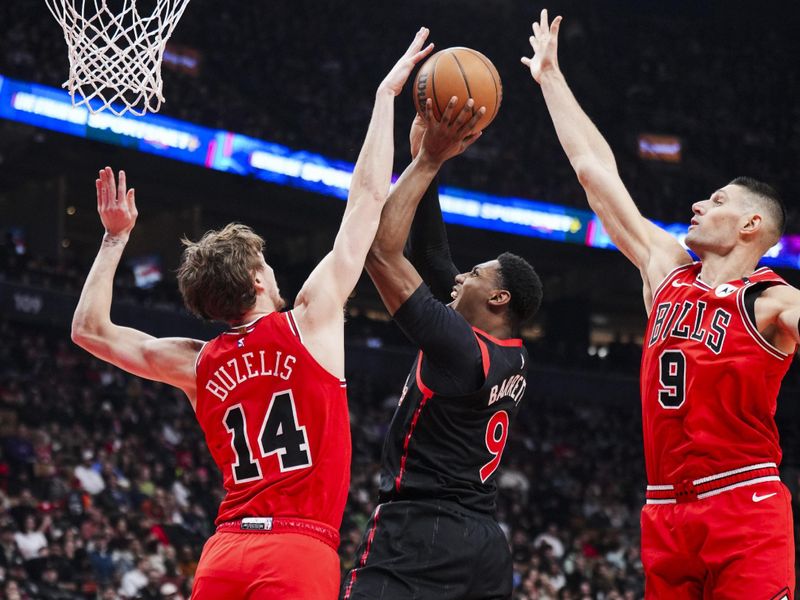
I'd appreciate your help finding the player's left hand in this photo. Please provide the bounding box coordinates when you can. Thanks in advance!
[418,96,485,165]
[96,166,137,239]
[521,8,563,84]
[378,27,434,97]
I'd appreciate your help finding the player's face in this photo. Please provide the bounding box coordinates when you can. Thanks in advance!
[256,254,286,311]
[685,185,751,255]
[450,259,502,320]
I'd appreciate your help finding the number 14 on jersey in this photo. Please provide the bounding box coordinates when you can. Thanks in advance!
[223,390,312,483]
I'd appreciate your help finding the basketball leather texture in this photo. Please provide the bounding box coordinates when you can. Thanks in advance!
[413,47,502,131]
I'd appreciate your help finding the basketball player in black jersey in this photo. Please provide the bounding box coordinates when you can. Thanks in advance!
[341,98,543,600]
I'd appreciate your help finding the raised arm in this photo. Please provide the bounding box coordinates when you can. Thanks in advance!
[71,168,203,404]
[291,29,434,375]
[522,10,690,289]
[404,116,460,302]
[366,98,484,315]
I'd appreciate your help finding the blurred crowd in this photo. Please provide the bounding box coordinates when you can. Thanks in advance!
[1,1,798,228]
[0,312,651,600]
[1,2,800,598]
[1,252,800,600]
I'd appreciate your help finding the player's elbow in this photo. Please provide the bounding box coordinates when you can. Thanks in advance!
[70,313,105,350]
[573,157,604,189]
[365,246,390,273]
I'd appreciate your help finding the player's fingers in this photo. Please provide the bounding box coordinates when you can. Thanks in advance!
[530,36,540,52]
[532,21,541,38]
[422,98,436,126]
[101,168,112,209]
[441,96,458,125]
[96,179,103,211]
[551,15,562,37]
[407,27,429,54]
[541,8,549,31]
[413,42,435,63]
[128,189,137,217]
[521,56,532,67]
[453,99,476,131]
[460,105,485,135]
[461,131,483,151]
[105,167,116,205]
[118,170,127,204]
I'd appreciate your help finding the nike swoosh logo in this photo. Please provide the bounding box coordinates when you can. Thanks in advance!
[752,492,777,503]
[671,280,693,288]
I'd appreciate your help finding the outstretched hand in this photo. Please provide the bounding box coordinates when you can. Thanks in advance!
[417,97,485,165]
[378,27,435,97]
[96,167,137,238]
[521,8,562,84]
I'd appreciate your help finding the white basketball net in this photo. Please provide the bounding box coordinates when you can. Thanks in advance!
[45,0,192,116]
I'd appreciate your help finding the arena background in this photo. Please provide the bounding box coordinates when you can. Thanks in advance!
[0,0,798,598]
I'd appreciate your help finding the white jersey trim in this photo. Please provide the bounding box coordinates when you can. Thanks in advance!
[651,262,696,303]
[695,475,781,499]
[288,310,305,345]
[692,461,778,485]
[194,341,208,376]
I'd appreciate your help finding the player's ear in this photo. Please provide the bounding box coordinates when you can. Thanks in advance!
[741,213,762,237]
[253,270,265,292]
[488,289,510,307]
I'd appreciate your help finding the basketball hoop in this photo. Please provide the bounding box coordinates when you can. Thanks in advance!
[45,0,192,116]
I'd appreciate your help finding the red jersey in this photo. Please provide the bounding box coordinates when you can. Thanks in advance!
[640,262,794,484]
[194,310,350,529]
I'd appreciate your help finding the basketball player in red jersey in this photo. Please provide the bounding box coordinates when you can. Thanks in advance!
[524,9,798,599]
[70,29,434,600]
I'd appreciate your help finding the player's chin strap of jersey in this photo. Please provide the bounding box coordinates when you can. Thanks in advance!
[645,462,780,504]
[216,517,340,550]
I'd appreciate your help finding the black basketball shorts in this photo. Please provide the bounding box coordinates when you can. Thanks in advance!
[341,499,512,600]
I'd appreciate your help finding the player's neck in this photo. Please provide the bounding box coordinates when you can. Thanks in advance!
[231,298,279,328]
[472,313,514,340]
[697,251,761,287]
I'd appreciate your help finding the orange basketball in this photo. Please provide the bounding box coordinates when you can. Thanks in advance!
[413,47,502,131]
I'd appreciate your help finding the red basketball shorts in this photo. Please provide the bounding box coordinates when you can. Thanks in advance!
[191,520,340,600]
[641,478,794,599]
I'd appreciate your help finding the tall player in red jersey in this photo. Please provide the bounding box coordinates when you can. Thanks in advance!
[525,9,799,600]
[70,29,435,600]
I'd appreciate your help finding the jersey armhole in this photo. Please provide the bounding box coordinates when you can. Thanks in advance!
[737,282,791,360]
[286,310,347,387]
[194,341,209,376]
[650,262,696,303]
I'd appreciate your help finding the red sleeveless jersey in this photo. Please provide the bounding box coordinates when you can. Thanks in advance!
[194,310,350,528]
[641,263,794,484]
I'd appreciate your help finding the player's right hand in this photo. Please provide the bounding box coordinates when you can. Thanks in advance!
[418,96,485,165]
[378,27,434,97]
[521,8,562,84]
[96,166,137,239]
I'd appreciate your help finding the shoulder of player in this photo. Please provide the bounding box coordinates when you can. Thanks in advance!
[642,256,696,299]
[756,282,800,307]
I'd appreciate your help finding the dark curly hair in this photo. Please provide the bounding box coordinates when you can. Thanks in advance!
[496,252,543,334]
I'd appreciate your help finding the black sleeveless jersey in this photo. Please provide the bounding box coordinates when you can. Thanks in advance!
[378,328,528,514]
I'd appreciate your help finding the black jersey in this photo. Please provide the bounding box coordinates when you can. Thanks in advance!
[378,324,528,514]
